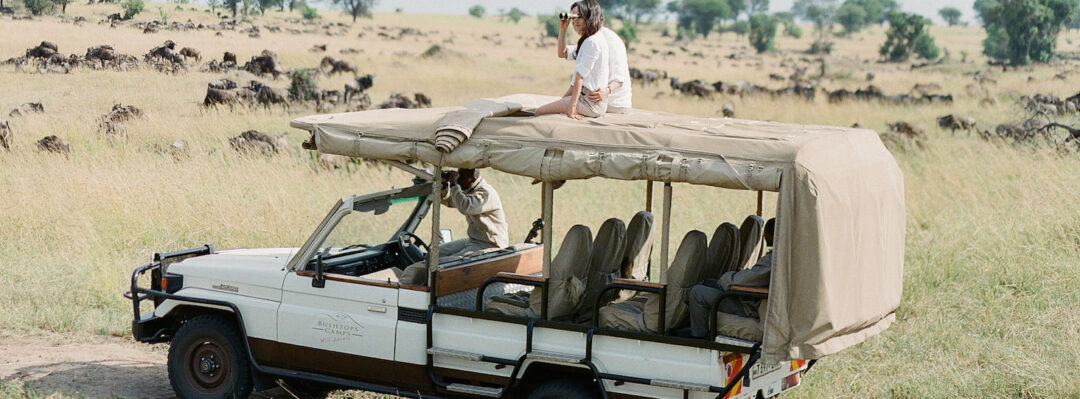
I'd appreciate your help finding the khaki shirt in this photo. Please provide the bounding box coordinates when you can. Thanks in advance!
[442,177,509,248]
[719,251,772,290]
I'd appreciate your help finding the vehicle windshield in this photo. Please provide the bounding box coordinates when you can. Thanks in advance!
[316,195,430,258]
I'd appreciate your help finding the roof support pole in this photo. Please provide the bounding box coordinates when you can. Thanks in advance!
[645,180,654,279]
[428,164,443,301]
[541,181,554,279]
[645,181,654,213]
[660,182,672,284]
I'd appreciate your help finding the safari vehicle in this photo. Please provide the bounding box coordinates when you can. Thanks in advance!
[127,94,905,399]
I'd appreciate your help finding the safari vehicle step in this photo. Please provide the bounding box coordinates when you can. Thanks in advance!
[525,350,583,364]
[445,383,504,397]
[651,378,713,392]
[427,347,484,361]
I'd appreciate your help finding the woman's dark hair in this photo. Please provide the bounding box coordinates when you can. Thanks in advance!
[571,0,604,58]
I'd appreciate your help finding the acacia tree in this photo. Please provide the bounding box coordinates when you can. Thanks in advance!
[468,4,484,18]
[333,0,375,22]
[975,0,1079,64]
[748,0,769,13]
[938,6,962,25]
[835,2,867,35]
[879,11,939,61]
[748,13,777,52]
[670,0,729,38]
[53,0,70,13]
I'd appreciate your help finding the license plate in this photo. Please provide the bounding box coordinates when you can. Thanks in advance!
[750,361,783,380]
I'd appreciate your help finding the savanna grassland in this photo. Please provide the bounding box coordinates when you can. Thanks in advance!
[2,3,1080,398]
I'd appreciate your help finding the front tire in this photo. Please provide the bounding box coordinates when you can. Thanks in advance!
[168,315,253,399]
[526,379,599,399]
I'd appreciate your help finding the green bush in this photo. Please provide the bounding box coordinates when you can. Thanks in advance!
[730,20,750,35]
[879,11,937,62]
[468,4,484,18]
[809,38,833,54]
[121,0,144,19]
[617,19,640,46]
[836,2,867,35]
[23,0,51,15]
[538,14,559,38]
[913,30,940,59]
[975,0,1077,65]
[288,69,319,102]
[301,4,317,19]
[748,13,777,53]
[783,21,803,38]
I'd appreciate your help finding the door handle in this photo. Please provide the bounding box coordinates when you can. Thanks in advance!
[367,305,387,313]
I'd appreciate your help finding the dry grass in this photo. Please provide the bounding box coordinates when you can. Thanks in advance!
[2,3,1080,398]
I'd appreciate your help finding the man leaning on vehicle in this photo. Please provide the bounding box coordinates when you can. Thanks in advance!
[439,168,509,258]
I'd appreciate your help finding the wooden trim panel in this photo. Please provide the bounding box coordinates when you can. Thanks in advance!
[495,272,545,283]
[434,246,543,296]
[611,278,664,289]
[729,285,769,294]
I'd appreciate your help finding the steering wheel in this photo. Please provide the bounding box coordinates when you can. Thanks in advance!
[396,232,430,264]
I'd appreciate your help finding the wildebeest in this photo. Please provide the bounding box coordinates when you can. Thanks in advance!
[378,93,431,109]
[310,44,327,52]
[85,45,117,64]
[101,103,144,123]
[0,120,11,150]
[36,135,70,154]
[910,83,942,95]
[223,51,237,64]
[669,78,714,97]
[414,93,432,108]
[179,47,201,62]
[252,82,289,110]
[937,114,976,132]
[9,102,44,117]
[320,56,357,75]
[208,79,238,90]
[889,121,925,137]
[229,130,287,154]
[721,103,735,118]
[25,41,58,58]
[145,41,184,66]
[242,50,283,79]
[344,74,374,104]
[203,87,252,108]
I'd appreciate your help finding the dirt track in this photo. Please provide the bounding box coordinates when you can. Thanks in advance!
[0,332,175,398]
[0,332,322,398]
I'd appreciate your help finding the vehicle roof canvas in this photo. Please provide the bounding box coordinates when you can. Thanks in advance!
[291,94,906,363]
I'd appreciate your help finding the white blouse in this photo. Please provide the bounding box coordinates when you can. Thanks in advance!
[565,35,610,94]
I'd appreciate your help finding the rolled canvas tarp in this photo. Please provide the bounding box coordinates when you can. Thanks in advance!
[291,94,905,362]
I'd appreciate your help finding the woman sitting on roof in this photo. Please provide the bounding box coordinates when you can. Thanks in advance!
[534,0,610,120]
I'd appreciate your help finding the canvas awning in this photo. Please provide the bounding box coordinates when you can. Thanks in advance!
[291,94,906,363]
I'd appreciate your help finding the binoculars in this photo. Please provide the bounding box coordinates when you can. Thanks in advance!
[559,12,579,21]
[441,170,455,180]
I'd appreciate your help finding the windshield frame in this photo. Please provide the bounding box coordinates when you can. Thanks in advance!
[286,181,433,272]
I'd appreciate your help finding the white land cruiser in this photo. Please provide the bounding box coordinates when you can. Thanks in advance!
[127,95,905,399]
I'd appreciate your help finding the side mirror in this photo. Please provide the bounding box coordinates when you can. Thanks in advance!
[312,253,326,288]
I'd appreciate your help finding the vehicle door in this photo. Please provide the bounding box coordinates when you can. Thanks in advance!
[276,187,431,383]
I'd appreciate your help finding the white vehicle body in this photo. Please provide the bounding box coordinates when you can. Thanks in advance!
[129,182,808,399]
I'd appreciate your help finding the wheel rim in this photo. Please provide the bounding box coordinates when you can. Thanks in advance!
[184,339,231,394]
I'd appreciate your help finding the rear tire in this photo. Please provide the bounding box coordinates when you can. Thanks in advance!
[526,378,599,399]
[168,314,253,399]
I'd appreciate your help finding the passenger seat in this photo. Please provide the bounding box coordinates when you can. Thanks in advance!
[597,230,708,334]
[707,222,740,277]
[621,211,655,281]
[735,215,764,271]
[571,218,627,323]
[484,225,593,319]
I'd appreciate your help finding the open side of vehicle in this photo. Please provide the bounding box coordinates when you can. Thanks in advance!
[127,94,904,399]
